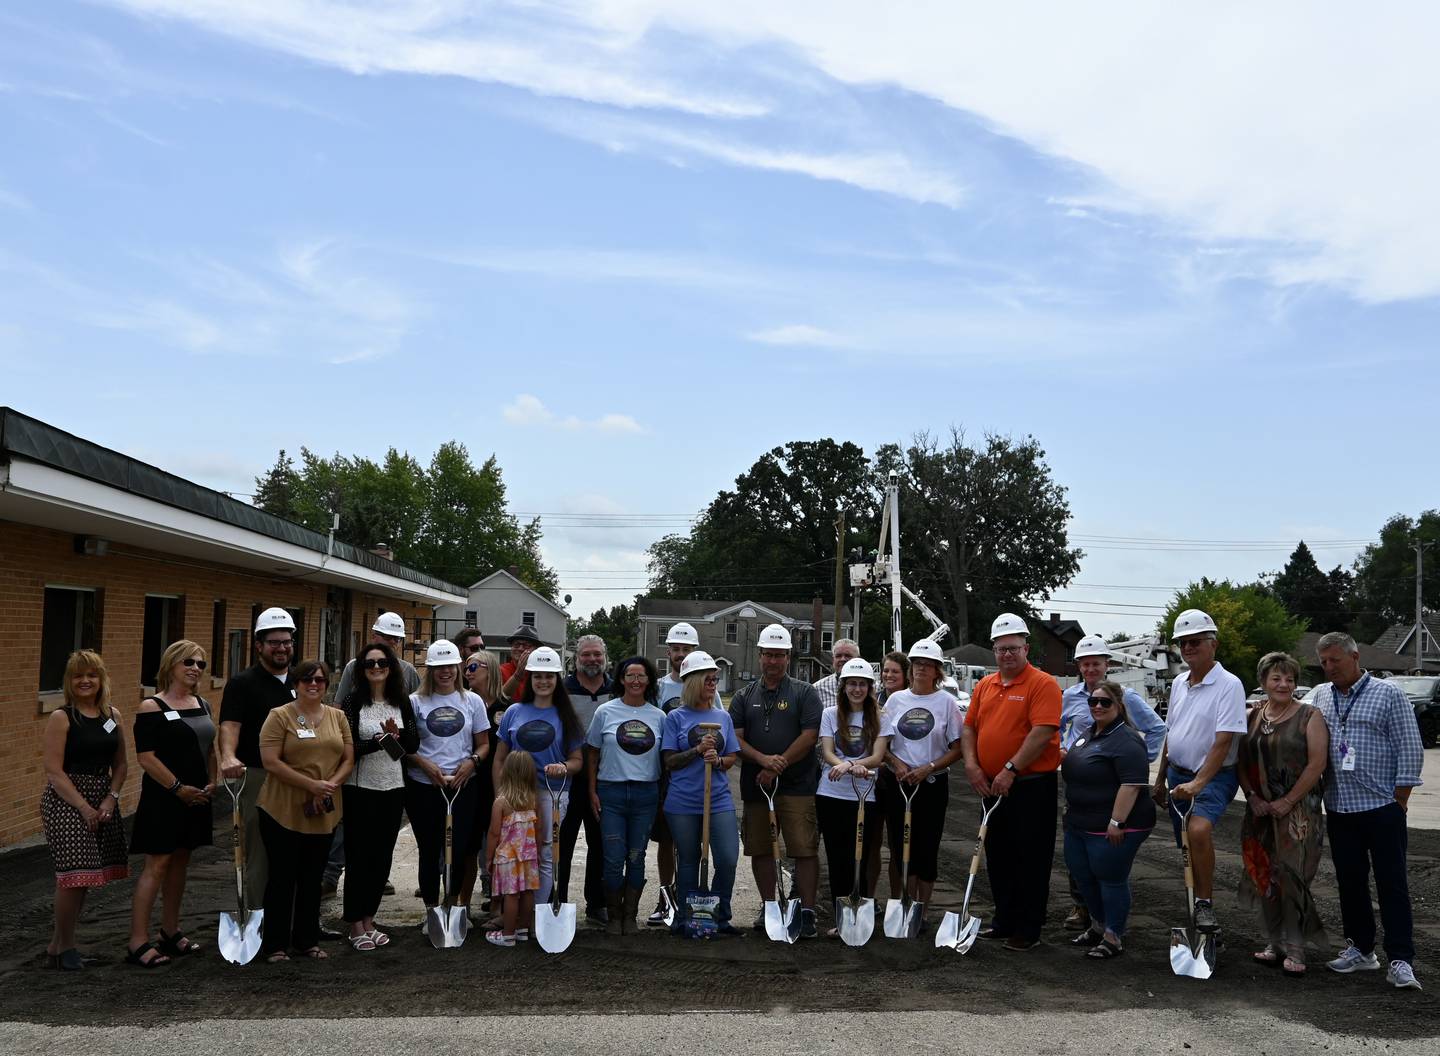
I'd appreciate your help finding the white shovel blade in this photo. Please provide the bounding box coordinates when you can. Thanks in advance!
[219,909,264,965]
[764,898,800,943]
[535,902,577,953]
[1170,927,1213,979]
[883,898,923,939]
[838,898,874,948]
[660,885,677,927]
[935,911,980,953]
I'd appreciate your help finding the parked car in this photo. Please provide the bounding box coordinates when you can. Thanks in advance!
[1386,675,1440,749]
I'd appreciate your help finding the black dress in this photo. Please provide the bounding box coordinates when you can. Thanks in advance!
[129,697,216,854]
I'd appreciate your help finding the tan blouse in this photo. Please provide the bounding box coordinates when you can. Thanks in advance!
[257,702,352,834]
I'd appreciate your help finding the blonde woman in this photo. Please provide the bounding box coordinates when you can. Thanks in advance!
[41,651,128,970]
[460,648,506,914]
[127,641,217,967]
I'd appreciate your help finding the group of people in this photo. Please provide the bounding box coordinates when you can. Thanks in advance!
[38,602,1425,991]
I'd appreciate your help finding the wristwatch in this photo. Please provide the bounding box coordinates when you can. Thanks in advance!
[1108,818,1122,828]
[1003,761,1019,774]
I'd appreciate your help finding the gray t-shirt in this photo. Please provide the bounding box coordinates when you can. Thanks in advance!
[565,673,614,730]
[730,676,822,801]
[586,700,666,782]
[334,654,419,704]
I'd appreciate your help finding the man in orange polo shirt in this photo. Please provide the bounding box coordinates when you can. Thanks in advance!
[962,612,1062,951]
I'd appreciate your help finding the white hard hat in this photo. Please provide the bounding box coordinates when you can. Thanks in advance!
[426,640,461,666]
[839,658,877,682]
[525,646,564,673]
[1172,609,1219,640]
[373,612,407,638]
[907,639,945,663]
[756,623,793,650]
[665,622,700,646]
[1074,634,1111,660]
[254,607,295,634]
[990,612,1029,641]
[680,650,719,679]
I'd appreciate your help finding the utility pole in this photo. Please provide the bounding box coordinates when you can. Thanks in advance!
[1416,539,1431,670]
[833,511,845,659]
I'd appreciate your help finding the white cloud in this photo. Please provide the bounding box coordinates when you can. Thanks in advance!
[745,324,856,348]
[501,394,644,433]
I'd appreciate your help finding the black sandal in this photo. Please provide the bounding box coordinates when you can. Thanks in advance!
[158,929,203,956]
[124,942,171,968]
[1070,928,1105,947]
[1086,938,1123,959]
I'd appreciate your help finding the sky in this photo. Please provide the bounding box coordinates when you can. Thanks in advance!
[3,2,1439,641]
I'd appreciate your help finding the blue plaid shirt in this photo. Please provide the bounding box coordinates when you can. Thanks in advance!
[1061,682,1167,761]
[1311,673,1425,815]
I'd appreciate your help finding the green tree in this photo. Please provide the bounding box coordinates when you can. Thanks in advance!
[252,449,300,522]
[571,603,640,669]
[1348,511,1440,643]
[1159,579,1307,690]
[1269,541,1351,632]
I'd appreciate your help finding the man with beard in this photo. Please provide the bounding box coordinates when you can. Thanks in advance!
[559,634,612,923]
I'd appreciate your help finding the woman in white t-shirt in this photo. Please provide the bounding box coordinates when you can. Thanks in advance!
[404,641,491,918]
[881,640,965,930]
[816,658,891,938]
[338,641,418,950]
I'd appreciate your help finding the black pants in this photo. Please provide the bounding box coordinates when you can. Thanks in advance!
[1327,802,1414,964]
[342,786,405,923]
[884,773,950,883]
[258,810,333,954]
[557,783,605,911]
[403,777,478,905]
[984,771,1057,943]
[816,795,879,903]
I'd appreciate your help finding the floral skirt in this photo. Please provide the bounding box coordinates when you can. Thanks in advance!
[42,774,129,889]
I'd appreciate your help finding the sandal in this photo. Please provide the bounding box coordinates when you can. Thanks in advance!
[485,930,516,947]
[1282,957,1307,977]
[124,942,171,968]
[1085,938,1124,959]
[368,929,391,947]
[295,946,328,959]
[1254,945,1281,966]
[265,950,290,964]
[158,929,202,956]
[1070,928,1105,947]
[348,933,377,952]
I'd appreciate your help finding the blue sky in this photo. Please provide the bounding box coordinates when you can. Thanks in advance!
[3,2,1438,639]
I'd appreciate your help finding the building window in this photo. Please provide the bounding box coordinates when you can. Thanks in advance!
[725,622,738,644]
[142,594,185,686]
[211,599,227,679]
[39,586,100,692]
[657,625,667,648]
[465,610,477,624]
[822,629,834,652]
[522,611,536,628]
[657,657,670,674]
[227,629,247,682]
[798,631,811,654]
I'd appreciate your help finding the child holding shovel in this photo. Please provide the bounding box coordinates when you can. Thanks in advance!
[485,751,541,947]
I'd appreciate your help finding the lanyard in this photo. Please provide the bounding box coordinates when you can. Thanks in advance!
[1336,673,1370,734]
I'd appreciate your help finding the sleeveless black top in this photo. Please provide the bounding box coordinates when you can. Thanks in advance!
[62,706,120,775]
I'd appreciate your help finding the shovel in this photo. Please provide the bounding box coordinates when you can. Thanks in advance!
[762,780,801,943]
[535,774,577,953]
[936,796,1002,953]
[684,722,723,939]
[218,773,263,965]
[425,779,469,949]
[837,772,876,947]
[883,778,924,939]
[1169,798,1215,979]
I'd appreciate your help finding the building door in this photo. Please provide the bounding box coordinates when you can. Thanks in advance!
[321,588,352,672]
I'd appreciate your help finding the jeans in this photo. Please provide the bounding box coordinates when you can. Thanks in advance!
[258,810,334,954]
[665,809,739,930]
[597,780,661,892]
[1062,827,1150,938]
[558,777,606,910]
[1327,802,1414,964]
[535,782,570,904]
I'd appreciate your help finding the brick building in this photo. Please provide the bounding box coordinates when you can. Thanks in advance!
[0,408,465,848]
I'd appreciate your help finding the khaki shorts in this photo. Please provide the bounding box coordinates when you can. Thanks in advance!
[742,795,820,858]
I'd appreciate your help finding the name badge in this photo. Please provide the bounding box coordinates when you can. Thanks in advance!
[296,728,318,740]
[1341,745,1356,771]
[164,710,181,722]
[102,719,117,733]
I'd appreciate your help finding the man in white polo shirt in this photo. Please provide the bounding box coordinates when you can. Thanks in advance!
[1151,608,1246,933]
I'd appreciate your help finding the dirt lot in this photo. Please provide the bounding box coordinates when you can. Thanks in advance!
[2,783,1436,1038]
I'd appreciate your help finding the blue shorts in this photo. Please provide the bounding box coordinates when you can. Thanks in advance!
[1166,764,1239,845]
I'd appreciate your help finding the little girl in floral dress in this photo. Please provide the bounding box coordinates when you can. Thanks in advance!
[485,749,540,947]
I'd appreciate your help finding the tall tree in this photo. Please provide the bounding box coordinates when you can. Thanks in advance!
[894,429,1082,645]
[1159,579,1307,691]
[1270,541,1351,632]
[252,449,300,522]
[1349,511,1440,644]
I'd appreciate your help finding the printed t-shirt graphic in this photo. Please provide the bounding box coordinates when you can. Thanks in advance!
[618,719,657,755]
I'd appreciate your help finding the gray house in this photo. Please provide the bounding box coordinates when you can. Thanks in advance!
[636,597,855,693]
[434,568,568,663]
[1370,614,1438,673]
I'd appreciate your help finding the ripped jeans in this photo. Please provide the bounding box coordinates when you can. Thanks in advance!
[597,779,661,892]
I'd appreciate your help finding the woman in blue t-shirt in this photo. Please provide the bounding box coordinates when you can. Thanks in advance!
[492,647,584,905]
[585,656,666,935]
[660,651,741,937]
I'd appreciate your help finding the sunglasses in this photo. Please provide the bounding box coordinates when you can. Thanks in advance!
[1088,696,1115,708]
[465,661,489,672]
[362,658,390,670]
[181,657,208,670]
[299,675,329,685]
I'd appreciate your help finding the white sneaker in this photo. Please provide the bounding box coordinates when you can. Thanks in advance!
[1327,944,1381,973]
[1387,960,1422,990]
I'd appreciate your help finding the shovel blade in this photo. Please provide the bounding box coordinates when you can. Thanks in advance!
[764,898,800,944]
[426,905,468,949]
[837,898,874,948]
[218,909,264,965]
[535,902,577,953]
[660,884,677,928]
[1169,927,1213,979]
[883,898,923,939]
[935,911,981,953]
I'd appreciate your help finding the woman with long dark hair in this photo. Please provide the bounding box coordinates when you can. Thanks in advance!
[338,642,418,950]
[459,648,506,916]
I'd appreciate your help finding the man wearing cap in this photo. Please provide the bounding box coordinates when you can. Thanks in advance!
[500,624,542,700]
[647,622,700,926]
[730,624,823,938]
[1152,609,1246,934]
[558,634,612,923]
[962,613,1062,951]
[218,607,298,910]
[1058,634,1167,931]
[813,638,861,710]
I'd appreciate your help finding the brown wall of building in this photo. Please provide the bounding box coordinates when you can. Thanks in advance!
[0,522,430,847]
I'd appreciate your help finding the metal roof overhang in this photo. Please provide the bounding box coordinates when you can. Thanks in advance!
[0,458,466,606]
